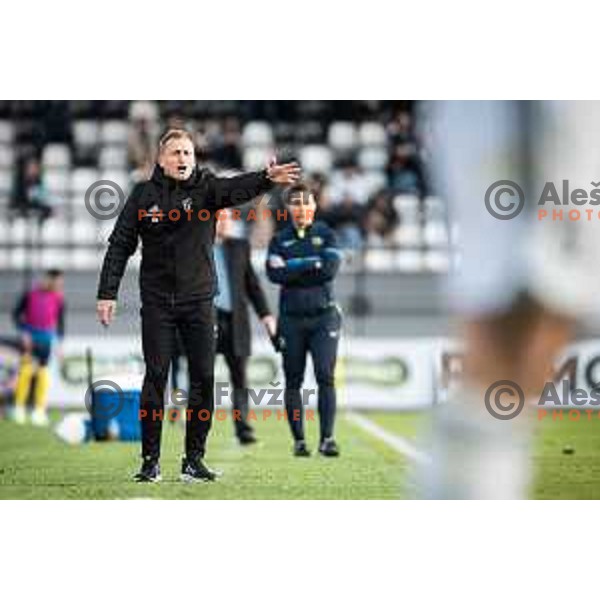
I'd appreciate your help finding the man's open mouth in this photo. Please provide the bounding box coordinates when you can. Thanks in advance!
[178,166,187,175]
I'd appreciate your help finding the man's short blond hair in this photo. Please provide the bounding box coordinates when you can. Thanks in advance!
[158,128,194,152]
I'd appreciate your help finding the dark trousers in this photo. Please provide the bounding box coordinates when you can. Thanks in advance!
[280,306,342,442]
[216,309,252,437]
[140,299,216,461]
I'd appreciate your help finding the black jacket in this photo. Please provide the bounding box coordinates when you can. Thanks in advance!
[266,220,343,316]
[217,238,271,356]
[97,165,272,304]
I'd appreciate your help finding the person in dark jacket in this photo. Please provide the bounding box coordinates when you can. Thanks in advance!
[96,128,300,483]
[266,182,344,458]
[213,214,276,444]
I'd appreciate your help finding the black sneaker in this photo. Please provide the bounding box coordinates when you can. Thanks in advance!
[319,438,340,457]
[238,430,258,445]
[180,457,222,483]
[293,440,311,457]
[133,458,161,482]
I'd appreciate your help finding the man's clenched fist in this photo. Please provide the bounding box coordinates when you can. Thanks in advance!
[97,300,116,326]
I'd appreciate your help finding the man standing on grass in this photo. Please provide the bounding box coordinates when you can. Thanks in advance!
[96,128,300,482]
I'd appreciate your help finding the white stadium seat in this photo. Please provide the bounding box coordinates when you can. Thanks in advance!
[45,170,70,197]
[100,120,129,146]
[242,122,273,147]
[71,249,97,270]
[71,219,98,245]
[358,122,387,146]
[395,250,424,272]
[423,250,450,273]
[364,248,392,272]
[40,249,68,269]
[10,248,29,270]
[328,122,357,151]
[394,223,423,247]
[0,145,15,168]
[73,120,99,148]
[0,169,12,194]
[99,146,128,170]
[393,194,421,225]
[423,221,449,247]
[358,147,388,171]
[0,121,14,144]
[100,170,130,196]
[362,171,388,197]
[40,219,68,244]
[71,168,100,194]
[10,219,27,244]
[299,145,333,174]
[243,147,273,171]
[42,144,71,169]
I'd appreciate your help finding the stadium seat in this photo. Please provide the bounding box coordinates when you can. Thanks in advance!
[40,249,68,269]
[10,219,27,244]
[393,194,421,225]
[100,170,130,196]
[0,145,14,168]
[423,196,446,221]
[99,146,128,170]
[71,248,97,270]
[358,147,388,171]
[328,122,358,151]
[42,144,71,169]
[299,145,333,174]
[358,122,387,147]
[0,169,12,194]
[364,248,393,272]
[71,219,98,245]
[243,147,273,171]
[395,250,424,272]
[100,120,129,146]
[71,168,100,194]
[394,223,423,247]
[10,247,29,270]
[45,170,70,197]
[242,122,273,147]
[0,121,14,144]
[40,219,68,244]
[73,120,99,148]
[423,250,450,273]
[423,221,449,247]
[362,171,388,197]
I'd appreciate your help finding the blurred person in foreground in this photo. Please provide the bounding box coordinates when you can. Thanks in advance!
[420,101,600,499]
[213,212,276,444]
[12,269,65,426]
[266,183,344,457]
[96,128,300,483]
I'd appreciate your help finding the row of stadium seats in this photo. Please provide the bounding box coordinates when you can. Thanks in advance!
[0,247,451,273]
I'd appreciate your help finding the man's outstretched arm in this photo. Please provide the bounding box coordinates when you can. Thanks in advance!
[204,159,301,209]
[96,187,141,324]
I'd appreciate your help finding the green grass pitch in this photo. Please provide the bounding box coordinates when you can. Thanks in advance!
[1,410,600,499]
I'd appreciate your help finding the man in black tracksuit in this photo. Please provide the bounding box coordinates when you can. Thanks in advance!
[96,128,299,482]
[266,183,344,457]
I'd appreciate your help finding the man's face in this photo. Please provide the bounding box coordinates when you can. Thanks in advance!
[288,192,316,228]
[158,137,195,180]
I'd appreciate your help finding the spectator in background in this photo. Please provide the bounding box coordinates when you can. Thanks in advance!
[387,109,416,146]
[11,157,55,220]
[128,101,160,178]
[320,194,365,250]
[328,159,368,205]
[387,142,428,198]
[363,190,399,247]
[208,117,243,170]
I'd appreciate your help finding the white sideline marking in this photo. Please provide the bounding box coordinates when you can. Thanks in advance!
[346,412,430,464]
